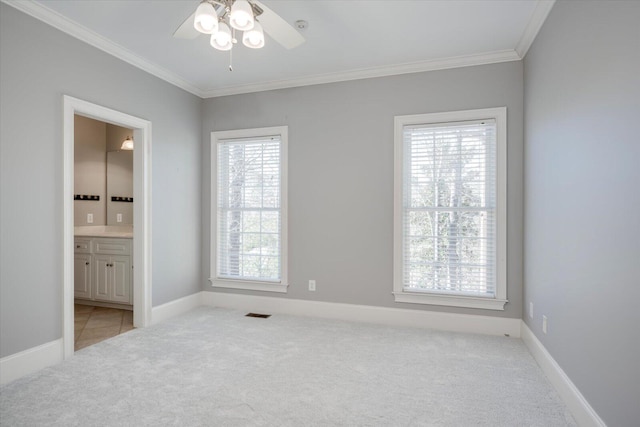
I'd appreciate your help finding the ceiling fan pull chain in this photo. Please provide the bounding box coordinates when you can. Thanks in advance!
[228,26,236,71]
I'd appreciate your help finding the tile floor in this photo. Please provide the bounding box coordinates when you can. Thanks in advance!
[74,304,134,351]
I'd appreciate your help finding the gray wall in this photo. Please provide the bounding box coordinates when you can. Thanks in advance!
[202,61,524,319]
[523,1,640,425]
[0,4,202,357]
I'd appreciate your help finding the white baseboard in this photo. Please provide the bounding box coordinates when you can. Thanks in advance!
[0,339,64,386]
[521,322,606,427]
[151,292,203,325]
[202,292,522,337]
[1,294,602,427]
[1,292,201,386]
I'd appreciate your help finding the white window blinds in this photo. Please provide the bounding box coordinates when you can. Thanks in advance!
[402,119,497,297]
[217,135,282,282]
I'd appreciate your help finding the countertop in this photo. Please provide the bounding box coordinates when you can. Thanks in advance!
[74,225,133,238]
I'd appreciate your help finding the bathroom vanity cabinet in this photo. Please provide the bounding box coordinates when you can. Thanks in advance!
[74,236,132,305]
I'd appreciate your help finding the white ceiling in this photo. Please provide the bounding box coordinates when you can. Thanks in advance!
[7,0,555,98]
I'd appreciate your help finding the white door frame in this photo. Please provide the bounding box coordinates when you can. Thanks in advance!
[63,95,152,359]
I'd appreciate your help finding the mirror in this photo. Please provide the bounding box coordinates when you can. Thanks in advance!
[106,150,133,225]
[74,115,133,227]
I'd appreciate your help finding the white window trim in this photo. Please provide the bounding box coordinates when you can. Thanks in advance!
[210,126,289,293]
[393,107,508,311]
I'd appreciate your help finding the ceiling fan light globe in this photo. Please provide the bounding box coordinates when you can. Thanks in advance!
[242,21,265,49]
[229,0,254,31]
[194,2,218,34]
[210,23,233,51]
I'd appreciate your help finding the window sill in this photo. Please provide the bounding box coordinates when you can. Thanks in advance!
[393,291,507,311]
[209,278,288,293]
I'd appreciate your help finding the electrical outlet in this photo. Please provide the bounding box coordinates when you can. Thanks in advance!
[117,213,123,223]
[542,315,548,334]
[87,213,94,224]
[308,280,316,291]
[529,302,534,319]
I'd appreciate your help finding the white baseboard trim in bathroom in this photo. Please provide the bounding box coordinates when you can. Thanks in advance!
[521,322,606,427]
[151,292,203,325]
[202,292,522,337]
[0,339,64,386]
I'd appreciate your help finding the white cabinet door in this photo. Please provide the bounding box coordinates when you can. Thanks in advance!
[74,253,92,299]
[110,255,131,304]
[93,254,111,302]
[76,237,132,305]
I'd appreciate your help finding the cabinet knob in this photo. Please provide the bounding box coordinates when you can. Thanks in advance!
[76,245,81,248]
[85,262,90,266]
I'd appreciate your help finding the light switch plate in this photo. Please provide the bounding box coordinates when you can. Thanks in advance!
[87,213,93,224]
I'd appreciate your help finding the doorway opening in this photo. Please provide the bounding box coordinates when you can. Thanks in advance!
[73,116,134,350]
[63,96,152,359]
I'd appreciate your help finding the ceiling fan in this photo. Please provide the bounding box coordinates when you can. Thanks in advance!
[173,0,305,54]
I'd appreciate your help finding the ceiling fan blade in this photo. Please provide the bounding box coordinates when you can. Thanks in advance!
[252,1,305,49]
[173,12,199,39]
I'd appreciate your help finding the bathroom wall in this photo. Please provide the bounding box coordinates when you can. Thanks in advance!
[106,123,131,152]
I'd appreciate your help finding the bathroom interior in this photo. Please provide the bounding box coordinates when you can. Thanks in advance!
[73,114,135,351]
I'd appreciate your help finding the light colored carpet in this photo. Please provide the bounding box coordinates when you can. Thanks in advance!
[1,307,575,426]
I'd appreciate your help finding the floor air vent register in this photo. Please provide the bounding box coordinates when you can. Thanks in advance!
[245,313,271,319]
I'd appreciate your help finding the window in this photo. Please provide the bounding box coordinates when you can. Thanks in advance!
[393,108,507,310]
[210,126,288,293]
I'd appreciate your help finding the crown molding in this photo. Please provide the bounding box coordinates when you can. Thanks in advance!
[1,0,205,98]
[3,0,552,99]
[516,0,556,58]
[201,49,521,98]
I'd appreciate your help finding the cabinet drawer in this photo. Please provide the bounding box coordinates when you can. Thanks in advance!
[74,238,92,253]
[93,238,131,255]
